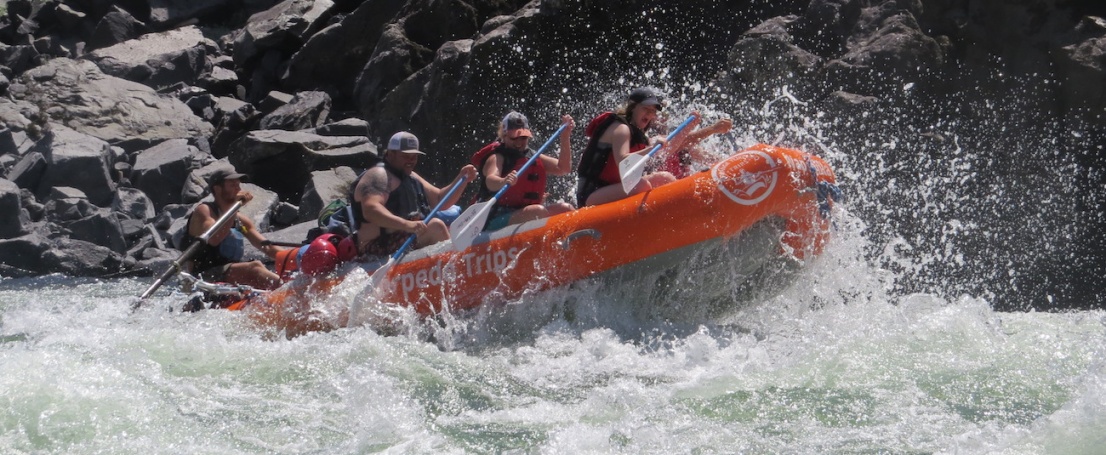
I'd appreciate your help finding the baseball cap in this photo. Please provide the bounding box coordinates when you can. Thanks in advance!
[501,111,532,139]
[207,168,248,188]
[628,87,664,110]
[387,131,426,155]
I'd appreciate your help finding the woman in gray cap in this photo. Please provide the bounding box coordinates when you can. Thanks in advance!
[471,111,576,231]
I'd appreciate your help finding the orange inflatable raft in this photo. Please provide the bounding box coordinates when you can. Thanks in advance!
[233,144,840,334]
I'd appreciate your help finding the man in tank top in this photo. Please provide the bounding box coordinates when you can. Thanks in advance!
[349,132,477,256]
[181,167,286,289]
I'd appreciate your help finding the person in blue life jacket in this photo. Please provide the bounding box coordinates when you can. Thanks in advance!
[181,168,287,290]
[473,111,576,231]
[576,87,677,207]
[350,131,477,256]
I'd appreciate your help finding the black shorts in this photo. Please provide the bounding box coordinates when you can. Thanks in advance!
[197,263,233,282]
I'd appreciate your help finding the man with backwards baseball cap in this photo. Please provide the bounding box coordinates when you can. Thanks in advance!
[348,131,477,256]
[180,166,286,291]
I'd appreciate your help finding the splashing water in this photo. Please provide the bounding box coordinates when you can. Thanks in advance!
[2,191,1104,453]
[4,48,1106,453]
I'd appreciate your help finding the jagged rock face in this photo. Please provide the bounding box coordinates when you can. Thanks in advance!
[87,25,212,88]
[345,0,1105,179]
[354,0,779,180]
[226,129,377,202]
[13,58,213,152]
[280,0,409,99]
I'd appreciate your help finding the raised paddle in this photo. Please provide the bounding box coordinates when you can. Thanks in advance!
[449,122,569,251]
[618,114,700,194]
[367,175,471,289]
[138,200,244,301]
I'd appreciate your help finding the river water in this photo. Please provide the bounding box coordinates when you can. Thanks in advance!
[2,206,1104,453]
[3,39,1104,451]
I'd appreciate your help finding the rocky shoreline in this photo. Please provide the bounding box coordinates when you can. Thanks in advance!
[1,0,1103,309]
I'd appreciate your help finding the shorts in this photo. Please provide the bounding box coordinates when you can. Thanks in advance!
[360,231,409,257]
[485,205,519,231]
[576,177,614,207]
[437,205,462,225]
[197,263,232,282]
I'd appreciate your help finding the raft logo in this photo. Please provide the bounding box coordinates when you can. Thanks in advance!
[711,150,778,205]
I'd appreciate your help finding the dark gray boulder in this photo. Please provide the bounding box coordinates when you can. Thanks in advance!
[197,65,239,96]
[227,129,375,201]
[0,127,15,153]
[35,126,116,207]
[7,151,47,190]
[0,44,37,75]
[67,210,128,254]
[44,191,97,223]
[130,138,208,210]
[270,201,299,226]
[823,8,945,95]
[716,16,824,100]
[258,90,331,131]
[88,6,148,50]
[14,58,213,153]
[19,188,44,222]
[313,117,370,137]
[210,101,263,158]
[111,186,156,221]
[0,233,50,276]
[40,237,126,277]
[1054,16,1106,123]
[148,0,234,29]
[0,178,27,238]
[232,0,338,70]
[281,0,407,97]
[89,26,211,88]
[298,165,357,223]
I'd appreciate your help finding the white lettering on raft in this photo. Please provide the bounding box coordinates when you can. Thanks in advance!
[397,247,521,298]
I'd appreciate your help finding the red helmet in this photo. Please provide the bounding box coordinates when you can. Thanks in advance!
[337,235,357,261]
[299,235,340,276]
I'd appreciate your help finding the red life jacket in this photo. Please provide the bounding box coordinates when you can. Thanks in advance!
[472,141,546,208]
[660,150,692,179]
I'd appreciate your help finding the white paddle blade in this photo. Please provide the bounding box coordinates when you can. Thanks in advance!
[368,257,396,291]
[619,153,648,194]
[449,200,494,251]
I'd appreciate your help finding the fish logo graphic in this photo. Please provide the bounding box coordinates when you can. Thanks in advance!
[711,150,779,205]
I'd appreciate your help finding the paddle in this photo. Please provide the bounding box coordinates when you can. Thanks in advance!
[618,114,699,194]
[449,122,569,251]
[138,200,244,301]
[367,175,471,289]
[260,240,305,248]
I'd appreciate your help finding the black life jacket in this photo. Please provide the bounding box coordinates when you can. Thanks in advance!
[348,161,431,226]
[575,112,650,205]
[180,201,240,273]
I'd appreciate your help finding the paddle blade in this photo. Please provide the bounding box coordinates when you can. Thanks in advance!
[368,257,396,291]
[618,153,649,194]
[449,200,494,250]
